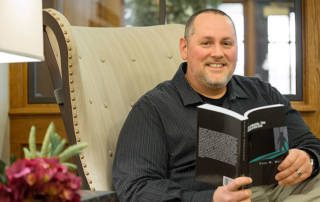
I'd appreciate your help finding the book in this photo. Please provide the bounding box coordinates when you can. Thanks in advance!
[196,103,289,187]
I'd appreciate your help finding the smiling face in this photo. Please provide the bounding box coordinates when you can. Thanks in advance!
[180,12,237,98]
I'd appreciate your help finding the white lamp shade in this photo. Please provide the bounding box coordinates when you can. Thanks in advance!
[0,0,44,63]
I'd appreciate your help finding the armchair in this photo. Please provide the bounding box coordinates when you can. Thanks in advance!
[42,8,184,192]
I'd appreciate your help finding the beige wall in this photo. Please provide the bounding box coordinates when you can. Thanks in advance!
[0,63,9,163]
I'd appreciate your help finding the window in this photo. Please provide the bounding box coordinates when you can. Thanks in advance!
[252,0,302,100]
[158,0,302,99]
[267,13,296,95]
[163,0,302,100]
[28,63,55,104]
[218,3,244,76]
[28,0,302,103]
[220,0,302,100]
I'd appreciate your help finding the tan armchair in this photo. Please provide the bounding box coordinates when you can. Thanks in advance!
[42,8,184,192]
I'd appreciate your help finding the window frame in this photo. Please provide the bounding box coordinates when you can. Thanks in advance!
[161,0,303,100]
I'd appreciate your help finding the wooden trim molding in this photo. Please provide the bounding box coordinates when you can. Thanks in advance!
[291,102,318,113]
[9,63,66,160]
[243,0,256,76]
[9,63,60,113]
[9,107,61,115]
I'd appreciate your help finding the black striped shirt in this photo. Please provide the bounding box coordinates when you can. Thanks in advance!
[112,62,320,202]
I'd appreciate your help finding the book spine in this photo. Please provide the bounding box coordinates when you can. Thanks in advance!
[240,121,248,176]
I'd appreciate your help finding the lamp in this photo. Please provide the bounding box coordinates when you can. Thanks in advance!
[0,0,43,63]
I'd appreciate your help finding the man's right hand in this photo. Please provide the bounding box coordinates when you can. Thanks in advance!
[212,176,253,202]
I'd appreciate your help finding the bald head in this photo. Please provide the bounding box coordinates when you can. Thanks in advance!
[184,9,236,40]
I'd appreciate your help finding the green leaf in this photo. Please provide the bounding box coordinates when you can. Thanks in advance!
[62,162,78,170]
[36,151,41,158]
[59,143,88,162]
[0,160,5,172]
[50,132,62,152]
[52,139,67,156]
[40,122,55,157]
[0,160,7,184]
[23,148,31,159]
[47,143,52,157]
[10,156,17,165]
[28,126,37,158]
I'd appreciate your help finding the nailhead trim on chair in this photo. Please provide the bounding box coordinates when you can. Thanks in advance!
[44,8,95,191]
[44,8,185,192]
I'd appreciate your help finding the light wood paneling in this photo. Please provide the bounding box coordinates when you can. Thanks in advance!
[243,0,256,76]
[291,0,320,137]
[10,115,65,158]
[9,63,59,112]
[9,63,66,159]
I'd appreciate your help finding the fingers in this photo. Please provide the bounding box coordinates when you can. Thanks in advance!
[277,149,298,171]
[239,199,251,202]
[213,177,252,202]
[277,163,311,185]
[227,176,252,191]
[214,186,252,202]
[275,149,313,185]
[276,149,300,181]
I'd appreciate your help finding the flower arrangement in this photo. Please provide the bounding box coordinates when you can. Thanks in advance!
[0,122,87,202]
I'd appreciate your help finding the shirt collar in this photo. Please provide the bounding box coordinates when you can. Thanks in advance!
[227,76,249,101]
[172,62,249,106]
[172,62,202,106]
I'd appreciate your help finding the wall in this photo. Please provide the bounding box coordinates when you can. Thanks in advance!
[291,0,320,138]
[9,64,66,159]
[63,0,123,26]
[0,63,9,163]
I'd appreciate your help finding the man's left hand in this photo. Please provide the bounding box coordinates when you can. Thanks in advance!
[275,149,313,186]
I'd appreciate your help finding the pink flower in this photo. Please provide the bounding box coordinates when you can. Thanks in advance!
[0,158,82,202]
[0,184,12,202]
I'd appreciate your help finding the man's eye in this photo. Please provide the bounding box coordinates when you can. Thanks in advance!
[223,41,233,46]
[201,41,210,46]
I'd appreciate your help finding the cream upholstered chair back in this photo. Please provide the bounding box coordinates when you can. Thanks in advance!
[43,9,184,191]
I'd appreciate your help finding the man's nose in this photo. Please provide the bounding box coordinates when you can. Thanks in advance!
[210,45,223,58]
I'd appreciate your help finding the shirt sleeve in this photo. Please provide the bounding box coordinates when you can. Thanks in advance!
[112,96,213,202]
[269,85,320,176]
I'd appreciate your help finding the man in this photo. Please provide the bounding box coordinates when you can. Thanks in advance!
[112,9,320,202]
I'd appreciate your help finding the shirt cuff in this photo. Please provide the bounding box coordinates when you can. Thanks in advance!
[300,148,320,177]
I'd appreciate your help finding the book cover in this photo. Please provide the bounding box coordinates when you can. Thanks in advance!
[195,104,289,187]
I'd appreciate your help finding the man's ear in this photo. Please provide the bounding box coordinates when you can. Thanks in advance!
[179,37,188,60]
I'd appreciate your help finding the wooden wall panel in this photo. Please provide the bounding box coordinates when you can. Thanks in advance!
[10,115,66,159]
[292,0,320,137]
[9,63,66,159]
